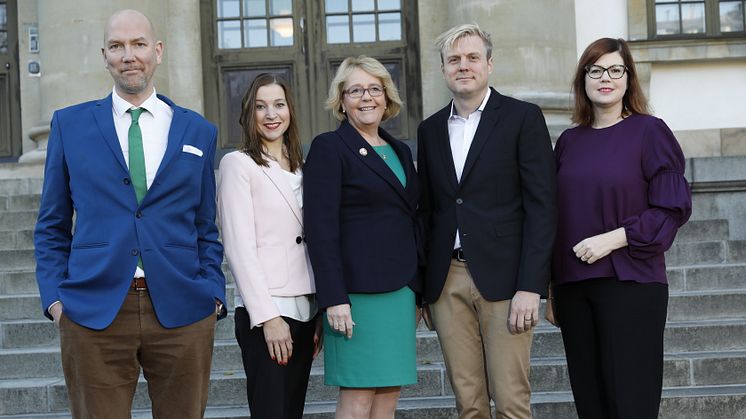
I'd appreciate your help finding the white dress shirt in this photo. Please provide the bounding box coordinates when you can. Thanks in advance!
[111,87,173,278]
[448,88,491,250]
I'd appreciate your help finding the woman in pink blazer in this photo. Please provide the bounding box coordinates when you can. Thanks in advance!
[218,74,321,419]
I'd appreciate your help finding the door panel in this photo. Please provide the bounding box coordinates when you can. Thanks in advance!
[202,0,419,159]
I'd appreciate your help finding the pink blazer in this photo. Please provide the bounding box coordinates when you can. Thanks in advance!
[217,151,315,327]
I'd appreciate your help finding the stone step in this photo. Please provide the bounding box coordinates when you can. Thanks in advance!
[0,178,43,197]
[0,271,37,296]
[674,219,729,243]
[2,350,745,416]
[665,240,726,266]
[0,250,35,272]
[2,381,745,418]
[3,319,746,380]
[0,230,34,251]
[667,290,746,321]
[668,263,746,291]
[728,240,746,263]
[0,195,41,212]
[4,283,746,348]
[0,211,38,232]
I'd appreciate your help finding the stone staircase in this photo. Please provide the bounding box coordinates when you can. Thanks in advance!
[1,174,746,418]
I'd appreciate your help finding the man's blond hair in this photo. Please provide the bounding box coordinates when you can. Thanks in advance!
[434,23,493,63]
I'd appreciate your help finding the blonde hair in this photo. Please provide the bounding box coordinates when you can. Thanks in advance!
[325,55,402,122]
[434,23,493,63]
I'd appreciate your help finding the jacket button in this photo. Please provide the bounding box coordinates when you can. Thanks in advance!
[296,236,302,244]
[456,198,463,205]
[123,178,131,185]
[136,211,142,218]
[131,249,139,256]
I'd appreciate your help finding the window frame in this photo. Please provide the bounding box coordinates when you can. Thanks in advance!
[647,0,746,39]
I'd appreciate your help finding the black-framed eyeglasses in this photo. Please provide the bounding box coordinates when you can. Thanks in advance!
[585,64,628,79]
[344,85,385,98]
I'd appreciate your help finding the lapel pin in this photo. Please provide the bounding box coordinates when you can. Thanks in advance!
[359,147,368,156]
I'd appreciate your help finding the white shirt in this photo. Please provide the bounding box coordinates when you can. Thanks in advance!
[111,87,173,278]
[448,88,491,249]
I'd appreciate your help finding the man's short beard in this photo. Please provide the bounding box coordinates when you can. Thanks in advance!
[117,76,148,95]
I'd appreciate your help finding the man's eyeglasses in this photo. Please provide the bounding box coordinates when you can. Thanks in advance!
[585,64,628,79]
[344,85,385,98]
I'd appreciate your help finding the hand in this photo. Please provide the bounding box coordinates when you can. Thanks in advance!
[573,227,628,264]
[262,316,293,365]
[544,298,559,327]
[508,291,540,334]
[327,304,355,339]
[50,303,63,326]
[312,315,324,359]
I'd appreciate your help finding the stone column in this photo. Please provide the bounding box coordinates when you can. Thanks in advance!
[418,0,577,140]
[21,0,203,162]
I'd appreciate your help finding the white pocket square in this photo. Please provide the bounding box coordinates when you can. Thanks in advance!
[182,145,203,157]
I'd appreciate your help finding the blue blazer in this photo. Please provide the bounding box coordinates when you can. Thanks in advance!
[34,94,226,330]
[303,121,421,309]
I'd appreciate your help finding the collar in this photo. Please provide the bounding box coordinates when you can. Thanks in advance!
[448,88,491,120]
[111,87,159,117]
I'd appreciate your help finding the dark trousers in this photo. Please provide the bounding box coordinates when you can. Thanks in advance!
[234,307,316,419]
[554,277,668,419]
[59,290,216,419]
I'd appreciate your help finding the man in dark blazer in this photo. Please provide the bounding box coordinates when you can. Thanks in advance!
[417,24,556,418]
[33,9,225,418]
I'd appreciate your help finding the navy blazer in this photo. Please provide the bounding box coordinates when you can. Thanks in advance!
[417,88,557,304]
[303,121,421,309]
[34,94,226,330]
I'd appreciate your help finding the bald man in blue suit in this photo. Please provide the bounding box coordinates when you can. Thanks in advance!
[34,9,225,418]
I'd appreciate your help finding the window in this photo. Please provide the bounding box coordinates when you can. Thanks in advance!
[201,0,421,158]
[324,0,402,43]
[216,0,294,48]
[651,0,746,37]
[720,0,745,32]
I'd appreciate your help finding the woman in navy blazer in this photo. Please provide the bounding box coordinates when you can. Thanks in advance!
[303,56,421,417]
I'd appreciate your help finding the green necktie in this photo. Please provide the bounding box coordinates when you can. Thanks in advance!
[127,108,147,204]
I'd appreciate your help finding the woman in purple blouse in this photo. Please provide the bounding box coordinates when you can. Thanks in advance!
[546,38,692,419]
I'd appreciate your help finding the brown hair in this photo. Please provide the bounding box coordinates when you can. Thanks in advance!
[571,37,650,126]
[326,55,402,122]
[238,73,303,172]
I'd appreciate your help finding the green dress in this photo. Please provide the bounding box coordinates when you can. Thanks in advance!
[323,144,417,387]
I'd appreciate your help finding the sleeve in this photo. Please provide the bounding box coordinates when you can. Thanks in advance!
[516,105,558,296]
[33,112,74,320]
[196,125,227,318]
[217,154,280,328]
[303,135,349,309]
[415,123,430,287]
[621,118,692,259]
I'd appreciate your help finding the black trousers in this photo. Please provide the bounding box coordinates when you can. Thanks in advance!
[554,277,668,419]
[234,307,316,419]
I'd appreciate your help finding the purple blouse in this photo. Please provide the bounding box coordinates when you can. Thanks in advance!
[552,114,692,285]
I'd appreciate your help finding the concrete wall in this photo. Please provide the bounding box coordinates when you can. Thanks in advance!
[418,0,577,118]
[574,0,628,59]
[17,0,204,163]
[650,61,746,131]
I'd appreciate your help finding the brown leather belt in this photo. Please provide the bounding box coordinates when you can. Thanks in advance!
[131,277,147,291]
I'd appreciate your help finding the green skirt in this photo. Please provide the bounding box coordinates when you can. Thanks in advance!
[323,286,417,387]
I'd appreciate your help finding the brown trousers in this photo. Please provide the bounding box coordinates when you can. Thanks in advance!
[59,289,216,419]
[430,260,534,419]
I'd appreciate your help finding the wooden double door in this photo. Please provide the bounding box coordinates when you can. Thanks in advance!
[200,0,421,156]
